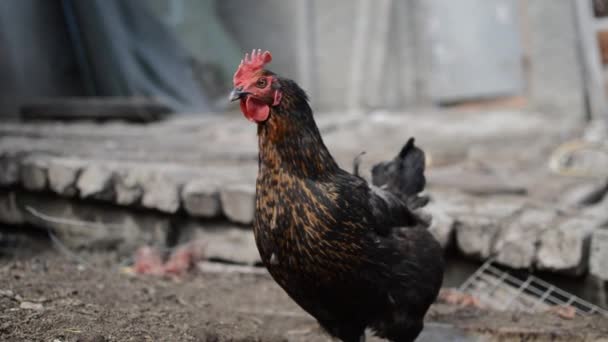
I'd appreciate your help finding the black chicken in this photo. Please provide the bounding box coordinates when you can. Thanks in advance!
[230,49,443,342]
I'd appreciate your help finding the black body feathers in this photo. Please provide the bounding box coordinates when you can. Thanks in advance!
[253,77,444,342]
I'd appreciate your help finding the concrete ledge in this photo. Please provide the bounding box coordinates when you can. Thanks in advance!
[0,114,602,278]
[0,189,260,265]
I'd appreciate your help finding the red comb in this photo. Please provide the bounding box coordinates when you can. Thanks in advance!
[233,49,272,85]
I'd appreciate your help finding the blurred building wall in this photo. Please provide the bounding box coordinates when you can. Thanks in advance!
[217,0,584,118]
[145,0,243,103]
[527,0,585,117]
[0,0,588,119]
[426,0,525,102]
[0,1,84,120]
[67,0,211,113]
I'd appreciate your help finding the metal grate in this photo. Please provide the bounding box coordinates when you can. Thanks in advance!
[459,258,608,316]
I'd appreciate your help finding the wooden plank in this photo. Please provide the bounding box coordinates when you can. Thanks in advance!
[19,97,173,123]
[597,30,608,64]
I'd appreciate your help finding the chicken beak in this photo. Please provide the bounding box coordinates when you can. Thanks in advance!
[229,87,250,102]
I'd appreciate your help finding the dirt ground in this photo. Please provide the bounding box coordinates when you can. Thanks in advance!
[1,251,608,342]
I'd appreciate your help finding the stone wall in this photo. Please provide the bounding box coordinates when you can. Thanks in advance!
[1,112,607,279]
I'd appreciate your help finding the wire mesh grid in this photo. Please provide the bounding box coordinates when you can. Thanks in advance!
[459,258,608,316]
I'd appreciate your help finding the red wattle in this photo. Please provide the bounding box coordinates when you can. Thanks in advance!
[240,97,270,123]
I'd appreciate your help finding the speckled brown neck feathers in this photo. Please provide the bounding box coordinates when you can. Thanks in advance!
[257,78,339,178]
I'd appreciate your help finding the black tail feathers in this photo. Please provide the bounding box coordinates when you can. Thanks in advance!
[371,138,428,209]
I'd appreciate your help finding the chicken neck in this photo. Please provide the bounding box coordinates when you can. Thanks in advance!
[256,82,339,179]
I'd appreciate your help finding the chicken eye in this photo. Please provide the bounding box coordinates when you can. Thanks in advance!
[256,78,267,88]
